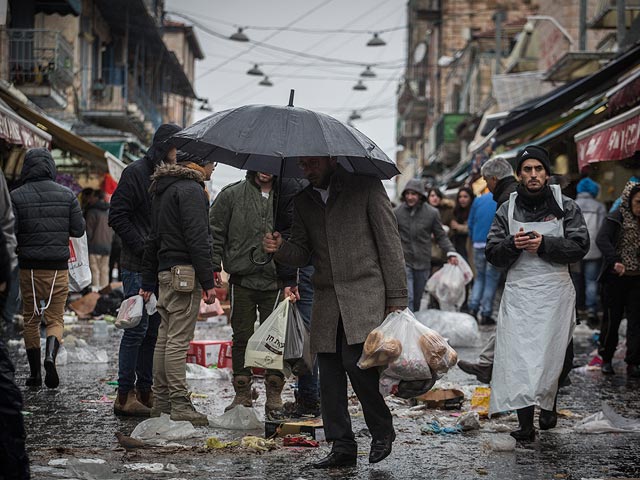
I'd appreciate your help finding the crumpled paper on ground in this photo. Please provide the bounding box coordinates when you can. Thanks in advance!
[208,405,263,430]
[131,414,198,443]
[240,436,277,452]
[574,403,640,433]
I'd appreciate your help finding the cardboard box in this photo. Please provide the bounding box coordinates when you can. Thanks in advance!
[265,418,325,441]
[187,340,232,368]
[416,388,465,410]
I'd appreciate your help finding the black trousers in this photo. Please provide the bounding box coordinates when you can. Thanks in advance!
[599,275,640,365]
[317,321,393,455]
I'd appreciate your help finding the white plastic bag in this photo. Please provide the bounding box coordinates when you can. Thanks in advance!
[68,234,91,292]
[244,298,289,370]
[208,405,263,430]
[426,253,473,311]
[414,310,480,347]
[115,295,144,329]
[575,403,640,433]
[131,414,197,443]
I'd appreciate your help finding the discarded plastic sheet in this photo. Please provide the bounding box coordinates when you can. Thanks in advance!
[241,436,277,452]
[575,403,640,433]
[208,405,263,430]
[186,363,232,381]
[122,463,179,473]
[48,458,106,466]
[131,414,198,442]
[64,346,109,364]
[206,437,239,449]
[456,411,481,431]
[415,310,481,347]
[483,435,516,452]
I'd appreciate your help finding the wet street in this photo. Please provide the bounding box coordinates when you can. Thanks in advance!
[8,318,640,480]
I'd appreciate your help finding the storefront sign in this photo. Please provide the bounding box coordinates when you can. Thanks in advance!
[575,105,640,170]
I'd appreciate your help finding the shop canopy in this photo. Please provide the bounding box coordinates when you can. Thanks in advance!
[575,104,640,171]
[0,99,51,149]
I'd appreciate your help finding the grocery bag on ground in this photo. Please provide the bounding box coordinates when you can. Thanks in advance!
[115,295,144,329]
[245,298,289,370]
[415,310,480,347]
[68,234,92,292]
[284,304,313,375]
[426,253,473,311]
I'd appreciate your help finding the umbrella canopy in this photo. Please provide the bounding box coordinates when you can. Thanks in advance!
[170,103,399,180]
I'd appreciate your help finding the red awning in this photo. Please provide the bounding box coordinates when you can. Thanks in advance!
[0,102,51,149]
[575,104,640,171]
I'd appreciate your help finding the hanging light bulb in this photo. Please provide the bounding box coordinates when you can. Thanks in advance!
[348,110,362,121]
[247,64,264,76]
[230,27,249,42]
[367,32,386,47]
[360,65,376,78]
[259,76,273,87]
[353,80,367,91]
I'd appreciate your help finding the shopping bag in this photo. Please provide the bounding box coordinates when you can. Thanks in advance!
[68,234,92,292]
[244,298,290,370]
[284,304,313,375]
[115,295,144,329]
[426,253,473,311]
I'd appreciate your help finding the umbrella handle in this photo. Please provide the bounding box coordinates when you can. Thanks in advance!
[249,247,273,266]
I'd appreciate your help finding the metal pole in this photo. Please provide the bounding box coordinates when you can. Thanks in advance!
[617,0,626,47]
[579,0,587,51]
[493,10,505,75]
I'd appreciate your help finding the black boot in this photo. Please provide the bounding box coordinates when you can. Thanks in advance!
[540,393,559,430]
[44,336,60,389]
[25,348,42,387]
[510,406,536,441]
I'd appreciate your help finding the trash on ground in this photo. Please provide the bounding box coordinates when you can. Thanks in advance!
[48,458,106,466]
[470,387,491,417]
[131,414,198,443]
[574,403,640,433]
[282,434,320,447]
[123,463,179,473]
[187,340,233,368]
[416,388,465,410]
[483,435,516,452]
[414,310,480,347]
[209,405,263,430]
[205,436,239,449]
[80,395,113,404]
[265,417,324,440]
[68,292,101,319]
[190,392,208,399]
[64,345,109,364]
[241,435,277,453]
[456,411,481,431]
[421,419,462,435]
[185,362,232,380]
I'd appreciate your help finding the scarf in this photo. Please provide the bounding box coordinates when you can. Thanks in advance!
[184,162,210,201]
[515,183,564,219]
[617,181,640,272]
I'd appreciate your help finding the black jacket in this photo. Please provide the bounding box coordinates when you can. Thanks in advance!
[492,176,518,206]
[108,123,181,272]
[10,148,85,270]
[595,209,622,282]
[141,164,215,291]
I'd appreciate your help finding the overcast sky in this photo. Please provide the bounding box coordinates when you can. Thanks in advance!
[164,0,407,197]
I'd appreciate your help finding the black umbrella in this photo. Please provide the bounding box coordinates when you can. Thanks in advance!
[171,90,401,264]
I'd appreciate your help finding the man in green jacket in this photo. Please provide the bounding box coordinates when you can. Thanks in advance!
[209,171,283,419]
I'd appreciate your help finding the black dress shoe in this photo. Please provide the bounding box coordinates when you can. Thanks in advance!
[601,362,615,375]
[457,360,492,384]
[539,409,557,430]
[369,431,395,464]
[510,428,536,441]
[311,452,357,469]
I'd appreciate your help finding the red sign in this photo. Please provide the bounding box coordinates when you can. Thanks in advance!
[576,108,640,171]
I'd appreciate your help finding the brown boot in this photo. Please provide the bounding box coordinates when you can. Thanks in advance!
[224,376,254,412]
[265,374,286,421]
[137,389,154,409]
[114,390,151,417]
[170,395,209,426]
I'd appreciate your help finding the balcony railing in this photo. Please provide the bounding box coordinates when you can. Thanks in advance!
[7,29,73,90]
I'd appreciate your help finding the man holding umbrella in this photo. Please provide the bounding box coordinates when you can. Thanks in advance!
[263,157,407,468]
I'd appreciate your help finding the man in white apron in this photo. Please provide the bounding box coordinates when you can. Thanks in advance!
[485,145,589,441]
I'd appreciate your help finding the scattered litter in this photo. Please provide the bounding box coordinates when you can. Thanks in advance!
[470,387,491,417]
[123,463,166,473]
[573,365,602,375]
[558,409,577,418]
[456,411,480,431]
[282,434,319,447]
[240,436,277,453]
[186,363,232,380]
[106,381,119,386]
[205,437,239,449]
[416,388,465,410]
[575,403,640,433]
[7,339,23,347]
[190,392,208,399]
[131,414,198,443]
[208,405,263,430]
[481,423,512,433]
[80,395,113,404]
[420,420,462,435]
[48,458,107,466]
[21,411,32,416]
[483,435,516,452]
[64,345,109,364]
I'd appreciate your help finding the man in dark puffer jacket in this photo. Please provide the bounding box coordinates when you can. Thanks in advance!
[11,148,85,389]
[108,123,181,417]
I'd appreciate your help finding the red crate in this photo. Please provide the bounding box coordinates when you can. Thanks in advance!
[187,340,233,368]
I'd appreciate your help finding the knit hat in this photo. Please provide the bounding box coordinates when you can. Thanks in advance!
[176,150,215,167]
[516,145,551,175]
[577,177,600,198]
[401,178,426,200]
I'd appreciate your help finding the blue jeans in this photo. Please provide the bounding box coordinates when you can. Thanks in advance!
[406,267,428,312]
[117,269,160,394]
[295,266,319,404]
[582,259,601,314]
[469,248,501,317]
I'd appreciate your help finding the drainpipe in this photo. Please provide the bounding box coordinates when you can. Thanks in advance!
[579,0,587,51]
[617,0,626,47]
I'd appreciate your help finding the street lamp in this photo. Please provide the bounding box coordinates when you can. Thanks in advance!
[230,27,249,42]
[353,80,367,91]
[247,64,264,76]
[360,66,376,78]
[259,76,273,87]
[367,32,386,47]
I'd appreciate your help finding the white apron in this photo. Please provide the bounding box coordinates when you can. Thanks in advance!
[489,185,575,415]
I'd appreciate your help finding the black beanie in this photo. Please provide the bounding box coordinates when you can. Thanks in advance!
[516,145,551,175]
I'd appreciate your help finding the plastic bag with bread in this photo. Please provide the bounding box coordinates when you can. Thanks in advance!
[358,324,403,369]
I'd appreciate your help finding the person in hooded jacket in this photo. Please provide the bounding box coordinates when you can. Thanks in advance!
[10,148,85,389]
[85,189,113,290]
[394,179,457,312]
[108,123,181,416]
[140,153,218,426]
